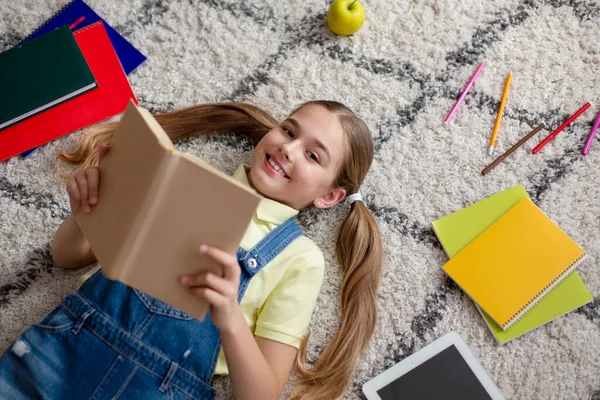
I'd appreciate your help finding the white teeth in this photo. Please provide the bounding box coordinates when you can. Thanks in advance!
[269,158,280,171]
[268,157,287,177]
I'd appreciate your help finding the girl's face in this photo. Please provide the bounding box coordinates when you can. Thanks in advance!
[249,104,347,210]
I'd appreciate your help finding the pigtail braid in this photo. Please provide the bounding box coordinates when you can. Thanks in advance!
[292,200,382,399]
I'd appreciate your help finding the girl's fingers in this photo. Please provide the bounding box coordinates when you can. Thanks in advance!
[200,245,240,282]
[181,273,237,298]
[66,178,81,214]
[73,171,91,213]
[74,173,90,213]
[190,287,227,309]
[85,168,100,205]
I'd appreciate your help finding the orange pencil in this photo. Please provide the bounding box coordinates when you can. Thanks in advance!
[489,72,512,155]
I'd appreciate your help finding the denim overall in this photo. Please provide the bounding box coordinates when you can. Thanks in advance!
[0,218,302,400]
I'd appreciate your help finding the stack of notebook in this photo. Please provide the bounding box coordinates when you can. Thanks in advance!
[0,0,146,162]
[432,185,592,344]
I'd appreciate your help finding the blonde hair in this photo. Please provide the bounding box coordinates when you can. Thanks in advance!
[57,101,383,399]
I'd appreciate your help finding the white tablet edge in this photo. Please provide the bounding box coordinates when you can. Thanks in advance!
[362,331,505,400]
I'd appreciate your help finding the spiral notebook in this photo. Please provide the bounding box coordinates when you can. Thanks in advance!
[433,185,592,343]
[20,0,146,157]
[0,22,137,162]
[442,197,586,331]
[22,0,145,75]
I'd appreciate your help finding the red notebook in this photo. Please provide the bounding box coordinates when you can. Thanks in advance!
[0,22,137,162]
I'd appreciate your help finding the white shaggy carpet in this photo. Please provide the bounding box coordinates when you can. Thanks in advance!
[1,0,600,398]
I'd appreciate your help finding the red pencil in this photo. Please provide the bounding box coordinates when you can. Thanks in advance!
[532,102,592,154]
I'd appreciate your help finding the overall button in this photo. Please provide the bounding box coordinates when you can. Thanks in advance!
[248,258,258,269]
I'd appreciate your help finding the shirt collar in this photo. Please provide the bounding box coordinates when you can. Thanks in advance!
[233,164,298,225]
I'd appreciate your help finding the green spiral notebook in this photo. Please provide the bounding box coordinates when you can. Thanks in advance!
[0,25,97,130]
[432,185,592,344]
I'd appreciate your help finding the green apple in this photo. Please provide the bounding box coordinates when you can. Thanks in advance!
[327,0,365,36]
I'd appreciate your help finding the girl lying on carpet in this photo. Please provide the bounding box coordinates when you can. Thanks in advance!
[0,101,383,399]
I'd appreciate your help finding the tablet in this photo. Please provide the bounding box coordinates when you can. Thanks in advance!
[362,332,504,400]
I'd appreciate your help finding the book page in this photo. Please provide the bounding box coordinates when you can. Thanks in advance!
[118,152,261,320]
[76,101,170,274]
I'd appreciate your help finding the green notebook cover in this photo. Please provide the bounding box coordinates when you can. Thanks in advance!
[432,185,593,344]
[0,25,97,130]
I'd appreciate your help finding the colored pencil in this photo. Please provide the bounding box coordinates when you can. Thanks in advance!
[488,72,512,155]
[69,16,86,30]
[532,102,592,154]
[582,111,600,155]
[444,62,485,124]
[482,123,546,175]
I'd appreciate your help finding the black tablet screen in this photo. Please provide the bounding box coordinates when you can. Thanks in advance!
[376,345,492,400]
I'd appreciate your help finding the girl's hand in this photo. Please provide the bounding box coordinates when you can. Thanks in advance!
[66,143,110,215]
[181,245,245,333]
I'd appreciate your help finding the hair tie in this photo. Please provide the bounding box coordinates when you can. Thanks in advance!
[347,193,363,204]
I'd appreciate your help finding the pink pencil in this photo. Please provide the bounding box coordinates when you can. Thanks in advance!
[532,102,592,154]
[444,62,485,124]
[69,16,86,30]
[582,111,600,155]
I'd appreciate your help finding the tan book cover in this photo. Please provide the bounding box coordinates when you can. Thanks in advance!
[75,101,262,320]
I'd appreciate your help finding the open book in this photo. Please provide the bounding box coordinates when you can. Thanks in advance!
[76,101,262,320]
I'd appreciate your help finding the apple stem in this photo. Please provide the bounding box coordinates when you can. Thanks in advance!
[348,0,357,9]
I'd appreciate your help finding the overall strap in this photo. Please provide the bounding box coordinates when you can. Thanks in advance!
[236,218,303,300]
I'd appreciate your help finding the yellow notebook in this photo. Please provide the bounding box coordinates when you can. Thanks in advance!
[442,197,586,331]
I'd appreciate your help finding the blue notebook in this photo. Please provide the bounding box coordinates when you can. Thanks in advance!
[20,0,146,157]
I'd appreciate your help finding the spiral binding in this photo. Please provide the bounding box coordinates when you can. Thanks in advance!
[72,21,103,36]
[502,251,587,330]
[23,0,77,42]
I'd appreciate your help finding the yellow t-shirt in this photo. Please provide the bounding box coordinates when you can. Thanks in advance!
[77,164,325,375]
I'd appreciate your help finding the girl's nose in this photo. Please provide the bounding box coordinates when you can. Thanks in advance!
[281,141,297,161]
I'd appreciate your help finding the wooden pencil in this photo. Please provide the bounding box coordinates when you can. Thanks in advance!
[488,72,512,155]
[482,123,546,175]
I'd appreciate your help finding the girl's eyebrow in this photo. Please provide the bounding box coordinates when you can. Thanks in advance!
[286,118,331,162]
[286,117,301,130]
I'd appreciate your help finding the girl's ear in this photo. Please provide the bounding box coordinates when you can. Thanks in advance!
[313,187,346,209]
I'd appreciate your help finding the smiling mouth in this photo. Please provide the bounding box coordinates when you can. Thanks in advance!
[266,155,290,179]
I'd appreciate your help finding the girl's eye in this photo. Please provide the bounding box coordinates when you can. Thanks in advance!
[282,127,294,137]
[307,151,319,163]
